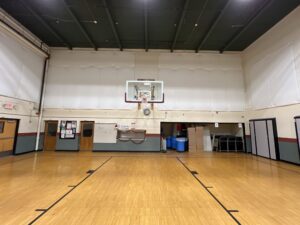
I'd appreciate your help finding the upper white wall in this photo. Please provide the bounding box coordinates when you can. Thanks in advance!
[44,50,245,111]
[0,25,45,103]
[243,6,300,110]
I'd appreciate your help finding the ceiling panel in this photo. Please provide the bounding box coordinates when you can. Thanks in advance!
[0,0,299,51]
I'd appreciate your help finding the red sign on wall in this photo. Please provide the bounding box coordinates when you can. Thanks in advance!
[3,102,14,110]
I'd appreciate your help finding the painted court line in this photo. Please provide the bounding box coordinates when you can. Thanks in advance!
[28,157,112,225]
[177,157,241,225]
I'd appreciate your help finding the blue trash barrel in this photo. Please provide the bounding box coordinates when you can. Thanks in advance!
[166,136,172,149]
[171,136,177,149]
[176,138,187,152]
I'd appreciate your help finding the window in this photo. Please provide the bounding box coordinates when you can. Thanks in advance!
[47,123,57,137]
[83,123,93,137]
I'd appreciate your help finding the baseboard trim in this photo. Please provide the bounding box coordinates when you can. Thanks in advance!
[279,159,300,166]
[14,149,42,156]
[55,150,80,152]
[92,150,161,153]
[0,150,13,157]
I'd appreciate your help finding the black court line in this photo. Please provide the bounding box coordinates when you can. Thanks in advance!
[35,209,47,212]
[108,155,245,159]
[228,210,239,213]
[177,157,241,225]
[191,171,198,175]
[86,169,95,174]
[28,157,112,225]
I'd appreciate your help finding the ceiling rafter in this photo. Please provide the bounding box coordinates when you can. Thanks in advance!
[62,0,97,50]
[195,0,233,53]
[171,0,190,52]
[102,0,123,51]
[220,0,273,53]
[19,0,72,49]
[144,1,148,52]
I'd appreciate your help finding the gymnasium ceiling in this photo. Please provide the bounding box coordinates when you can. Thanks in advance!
[0,0,299,52]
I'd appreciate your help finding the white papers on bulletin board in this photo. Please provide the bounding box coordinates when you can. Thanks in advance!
[60,120,77,139]
[94,123,117,143]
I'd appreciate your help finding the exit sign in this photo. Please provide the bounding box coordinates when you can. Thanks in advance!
[3,102,14,110]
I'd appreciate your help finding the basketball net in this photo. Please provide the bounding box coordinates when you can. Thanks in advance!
[140,95,151,111]
[141,96,148,104]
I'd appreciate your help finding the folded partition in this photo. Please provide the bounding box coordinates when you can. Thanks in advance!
[250,119,279,160]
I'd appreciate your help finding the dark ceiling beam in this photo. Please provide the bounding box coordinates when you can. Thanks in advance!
[220,0,273,53]
[144,1,148,52]
[102,0,123,51]
[171,0,190,52]
[195,0,232,53]
[19,0,72,49]
[62,0,97,50]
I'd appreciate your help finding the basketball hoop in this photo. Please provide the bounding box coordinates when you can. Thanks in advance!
[125,80,164,116]
[125,80,164,103]
[141,95,149,104]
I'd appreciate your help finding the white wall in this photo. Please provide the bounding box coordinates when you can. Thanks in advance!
[44,50,245,111]
[0,23,46,133]
[243,6,300,110]
[0,96,39,133]
[42,109,245,134]
[0,26,45,103]
[243,6,300,137]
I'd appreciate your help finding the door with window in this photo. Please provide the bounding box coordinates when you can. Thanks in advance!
[44,121,58,151]
[0,119,18,153]
[80,121,94,151]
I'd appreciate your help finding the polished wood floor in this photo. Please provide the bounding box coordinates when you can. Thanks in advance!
[0,151,300,225]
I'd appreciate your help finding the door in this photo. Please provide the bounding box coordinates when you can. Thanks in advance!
[250,119,279,160]
[0,119,17,153]
[250,121,257,155]
[44,121,58,151]
[293,117,300,163]
[80,121,94,151]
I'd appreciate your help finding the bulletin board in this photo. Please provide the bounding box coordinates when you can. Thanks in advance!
[60,120,77,139]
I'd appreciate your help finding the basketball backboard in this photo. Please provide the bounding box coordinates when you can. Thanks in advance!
[125,80,164,103]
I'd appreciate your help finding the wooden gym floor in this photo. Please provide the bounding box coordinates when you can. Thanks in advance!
[1,151,300,225]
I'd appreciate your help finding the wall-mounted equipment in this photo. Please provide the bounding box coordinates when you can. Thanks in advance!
[125,80,164,103]
[117,129,146,144]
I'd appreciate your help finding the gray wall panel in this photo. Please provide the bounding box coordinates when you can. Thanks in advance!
[279,141,300,164]
[246,137,252,153]
[56,135,79,151]
[15,135,36,154]
[267,121,276,160]
[93,137,160,152]
[39,134,44,150]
